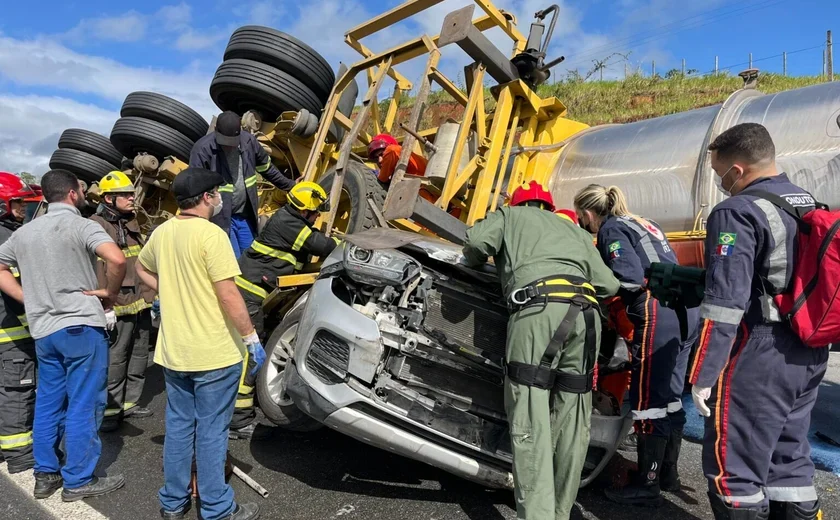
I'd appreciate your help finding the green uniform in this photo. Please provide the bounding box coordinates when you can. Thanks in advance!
[463,206,619,520]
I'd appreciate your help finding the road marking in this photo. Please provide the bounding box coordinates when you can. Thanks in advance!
[1,463,109,520]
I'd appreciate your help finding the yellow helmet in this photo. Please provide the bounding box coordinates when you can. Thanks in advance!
[288,181,330,212]
[99,171,135,195]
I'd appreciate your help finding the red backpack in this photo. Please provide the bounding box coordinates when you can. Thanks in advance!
[754,191,840,348]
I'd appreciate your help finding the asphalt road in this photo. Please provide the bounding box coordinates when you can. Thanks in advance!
[3,355,840,520]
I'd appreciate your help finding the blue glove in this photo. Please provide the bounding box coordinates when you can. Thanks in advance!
[243,331,265,377]
[151,300,160,316]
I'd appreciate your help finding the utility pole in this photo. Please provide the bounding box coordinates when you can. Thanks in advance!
[824,49,827,79]
[749,53,753,68]
[783,51,787,76]
[624,62,628,79]
[714,55,719,74]
[652,60,656,77]
[681,58,686,75]
[829,30,834,81]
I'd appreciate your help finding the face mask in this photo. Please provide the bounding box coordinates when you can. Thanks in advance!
[578,214,596,234]
[714,165,741,196]
[210,194,223,217]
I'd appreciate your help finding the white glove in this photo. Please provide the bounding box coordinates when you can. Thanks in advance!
[105,309,117,331]
[692,385,712,417]
[242,330,260,346]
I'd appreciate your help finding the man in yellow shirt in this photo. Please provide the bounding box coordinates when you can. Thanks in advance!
[136,168,262,520]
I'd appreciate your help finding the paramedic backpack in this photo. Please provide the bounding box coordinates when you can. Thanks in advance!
[753,190,839,347]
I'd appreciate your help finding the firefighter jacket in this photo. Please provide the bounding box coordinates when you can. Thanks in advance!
[0,222,32,347]
[690,173,816,388]
[462,206,620,301]
[90,208,156,316]
[189,131,296,233]
[237,205,339,300]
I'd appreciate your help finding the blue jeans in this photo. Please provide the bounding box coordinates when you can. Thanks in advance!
[159,364,240,519]
[229,214,255,258]
[33,325,108,488]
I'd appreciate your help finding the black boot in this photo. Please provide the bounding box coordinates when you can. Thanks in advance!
[605,434,667,507]
[769,500,821,520]
[660,425,683,492]
[33,472,63,499]
[709,492,770,520]
[61,475,125,502]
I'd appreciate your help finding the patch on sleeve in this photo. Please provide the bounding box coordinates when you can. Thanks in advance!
[609,241,622,259]
[715,233,736,256]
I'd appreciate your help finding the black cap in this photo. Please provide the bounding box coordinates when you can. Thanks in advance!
[172,168,225,203]
[214,111,241,147]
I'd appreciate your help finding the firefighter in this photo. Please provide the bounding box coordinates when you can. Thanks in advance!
[190,110,297,257]
[231,181,339,440]
[463,181,620,520]
[691,123,827,520]
[0,172,37,473]
[368,133,428,185]
[574,183,699,507]
[90,171,156,432]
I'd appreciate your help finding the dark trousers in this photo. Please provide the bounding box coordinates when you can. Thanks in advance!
[702,323,828,508]
[124,310,152,410]
[0,341,36,469]
[105,314,137,421]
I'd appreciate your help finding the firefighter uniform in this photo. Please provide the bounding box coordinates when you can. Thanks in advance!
[691,173,827,519]
[596,215,699,504]
[90,173,156,430]
[463,201,619,520]
[233,185,338,432]
[0,223,35,473]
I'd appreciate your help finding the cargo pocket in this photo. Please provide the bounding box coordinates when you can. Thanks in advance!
[506,383,538,493]
[2,349,36,388]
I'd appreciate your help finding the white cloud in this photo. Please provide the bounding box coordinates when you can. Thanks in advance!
[0,95,119,175]
[62,11,149,43]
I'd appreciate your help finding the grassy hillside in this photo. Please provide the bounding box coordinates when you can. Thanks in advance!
[367,73,826,132]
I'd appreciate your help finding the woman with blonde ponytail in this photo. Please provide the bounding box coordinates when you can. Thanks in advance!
[573,184,699,507]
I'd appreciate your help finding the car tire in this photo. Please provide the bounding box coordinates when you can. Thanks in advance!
[120,91,209,142]
[318,160,386,234]
[224,26,335,103]
[110,116,195,163]
[209,58,323,122]
[256,303,323,432]
[57,129,124,168]
[48,148,116,184]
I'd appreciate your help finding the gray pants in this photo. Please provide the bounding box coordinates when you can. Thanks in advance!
[0,342,36,470]
[124,311,152,410]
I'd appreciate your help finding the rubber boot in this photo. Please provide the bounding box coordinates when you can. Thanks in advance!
[660,425,683,492]
[709,492,770,520]
[769,500,821,520]
[605,434,667,507]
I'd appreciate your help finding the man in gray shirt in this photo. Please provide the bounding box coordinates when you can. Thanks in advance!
[0,169,127,502]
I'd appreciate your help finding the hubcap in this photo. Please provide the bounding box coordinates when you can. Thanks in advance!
[265,322,298,407]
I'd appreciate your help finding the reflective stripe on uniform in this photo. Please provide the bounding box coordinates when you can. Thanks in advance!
[292,227,312,252]
[122,245,142,258]
[104,408,122,417]
[631,407,668,420]
[0,431,32,449]
[620,282,643,291]
[244,175,258,188]
[250,241,303,270]
[236,397,254,408]
[718,491,766,505]
[235,276,268,299]
[764,486,818,502]
[218,184,235,193]
[699,303,744,325]
[17,314,27,327]
[255,161,271,174]
[667,400,683,413]
[332,236,341,245]
[123,402,136,410]
[10,266,19,278]
[114,299,152,317]
[0,326,31,343]
[619,219,662,264]
[753,199,789,291]
[236,351,254,410]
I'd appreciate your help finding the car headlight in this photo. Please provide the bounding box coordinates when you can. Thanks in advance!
[343,245,420,286]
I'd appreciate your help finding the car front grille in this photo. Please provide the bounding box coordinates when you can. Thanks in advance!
[306,330,350,384]
[424,286,508,359]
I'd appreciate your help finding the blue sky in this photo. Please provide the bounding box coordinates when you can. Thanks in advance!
[0,0,836,174]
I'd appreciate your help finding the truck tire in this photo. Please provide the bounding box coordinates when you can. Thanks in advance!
[209,58,323,121]
[120,91,209,142]
[256,303,322,432]
[328,62,359,144]
[318,161,386,234]
[49,148,115,184]
[57,129,124,168]
[110,116,194,163]
[224,26,335,103]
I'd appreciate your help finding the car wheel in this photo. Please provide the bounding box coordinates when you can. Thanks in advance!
[57,129,124,168]
[224,26,335,103]
[120,91,209,142]
[318,160,386,234]
[48,148,117,184]
[209,58,323,122]
[256,304,322,432]
[110,116,195,163]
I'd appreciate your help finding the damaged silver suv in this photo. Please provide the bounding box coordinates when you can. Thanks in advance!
[255,228,631,489]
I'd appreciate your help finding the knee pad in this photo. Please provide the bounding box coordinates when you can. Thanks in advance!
[769,500,820,520]
[709,492,769,520]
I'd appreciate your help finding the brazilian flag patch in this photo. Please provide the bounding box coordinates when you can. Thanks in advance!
[608,241,622,252]
[718,232,737,246]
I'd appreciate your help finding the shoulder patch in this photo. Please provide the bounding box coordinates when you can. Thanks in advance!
[718,232,737,246]
[608,241,622,252]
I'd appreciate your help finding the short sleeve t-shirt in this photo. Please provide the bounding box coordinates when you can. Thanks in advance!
[139,216,244,371]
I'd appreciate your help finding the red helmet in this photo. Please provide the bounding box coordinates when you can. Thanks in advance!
[368,133,398,157]
[555,209,578,224]
[510,180,555,211]
[0,172,36,219]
